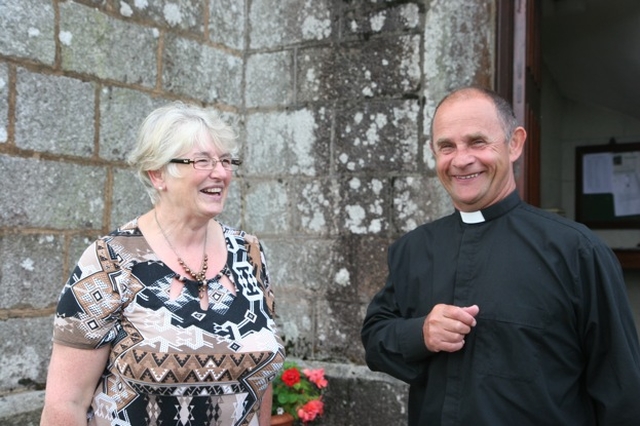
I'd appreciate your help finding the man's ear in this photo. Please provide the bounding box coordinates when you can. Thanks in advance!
[508,126,527,162]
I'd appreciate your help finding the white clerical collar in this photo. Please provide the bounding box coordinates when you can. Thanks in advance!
[459,210,485,224]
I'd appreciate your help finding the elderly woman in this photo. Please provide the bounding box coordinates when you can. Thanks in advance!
[40,102,285,426]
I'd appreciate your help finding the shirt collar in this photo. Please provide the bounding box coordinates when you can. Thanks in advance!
[459,210,485,223]
[456,191,521,224]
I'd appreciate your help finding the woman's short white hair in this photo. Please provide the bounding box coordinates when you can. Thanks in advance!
[127,102,238,204]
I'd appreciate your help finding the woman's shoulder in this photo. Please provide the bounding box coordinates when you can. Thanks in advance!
[110,217,142,235]
[218,220,259,245]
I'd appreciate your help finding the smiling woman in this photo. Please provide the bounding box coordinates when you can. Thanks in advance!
[40,102,285,426]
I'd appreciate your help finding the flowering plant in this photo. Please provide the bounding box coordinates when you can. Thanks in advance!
[272,361,328,423]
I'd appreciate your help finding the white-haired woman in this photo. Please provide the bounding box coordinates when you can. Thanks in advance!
[41,102,284,426]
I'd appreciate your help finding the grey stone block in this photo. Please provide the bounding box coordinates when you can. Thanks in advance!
[335,100,420,174]
[339,176,390,235]
[245,108,331,177]
[15,69,95,157]
[216,179,242,230]
[338,35,421,99]
[67,234,101,279]
[300,35,421,101]
[293,178,341,236]
[423,0,494,107]
[275,294,315,359]
[116,0,204,33]
[277,360,409,426]
[111,168,153,230]
[0,156,106,229]
[265,237,338,358]
[298,35,422,103]
[249,0,332,49]
[162,34,242,105]
[296,47,337,103]
[59,3,157,87]
[246,51,293,108]
[99,87,170,161]
[318,364,409,426]
[0,0,55,65]
[0,63,8,143]
[209,0,246,50]
[342,1,422,37]
[392,175,453,234]
[0,234,64,310]
[326,234,392,304]
[0,316,52,392]
[315,299,368,362]
[0,390,45,426]
[265,237,336,296]
[244,179,291,234]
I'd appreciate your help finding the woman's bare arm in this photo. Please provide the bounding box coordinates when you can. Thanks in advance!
[259,383,273,426]
[40,343,110,426]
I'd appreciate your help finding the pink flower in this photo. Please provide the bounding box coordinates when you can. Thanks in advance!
[303,368,328,389]
[297,399,324,423]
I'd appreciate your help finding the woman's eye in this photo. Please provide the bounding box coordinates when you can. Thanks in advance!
[194,158,210,167]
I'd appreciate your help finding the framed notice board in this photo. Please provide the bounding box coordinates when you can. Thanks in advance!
[576,142,640,228]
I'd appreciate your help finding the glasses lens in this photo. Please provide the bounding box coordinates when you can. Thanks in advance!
[190,157,239,171]
[220,158,234,170]
[192,158,211,170]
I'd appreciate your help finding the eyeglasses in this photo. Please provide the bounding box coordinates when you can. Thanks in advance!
[169,157,242,171]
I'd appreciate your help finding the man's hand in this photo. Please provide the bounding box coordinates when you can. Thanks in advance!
[423,304,479,352]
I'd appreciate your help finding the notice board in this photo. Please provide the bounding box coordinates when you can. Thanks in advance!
[576,142,640,228]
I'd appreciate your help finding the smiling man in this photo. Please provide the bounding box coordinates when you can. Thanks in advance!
[361,86,640,425]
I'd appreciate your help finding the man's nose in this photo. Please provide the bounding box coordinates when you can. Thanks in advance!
[451,147,474,167]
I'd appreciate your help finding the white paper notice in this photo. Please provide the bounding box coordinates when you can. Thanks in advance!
[612,152,640,217]
[583,153,613,194]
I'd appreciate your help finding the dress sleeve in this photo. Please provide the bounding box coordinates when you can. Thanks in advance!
[579,240,640,423]
[52,238,126,349]
[361,242,433,385]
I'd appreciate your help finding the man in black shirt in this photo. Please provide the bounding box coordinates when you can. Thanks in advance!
[361,86,640,425]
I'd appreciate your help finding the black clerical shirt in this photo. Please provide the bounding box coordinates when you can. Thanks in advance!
[362,191,640,425]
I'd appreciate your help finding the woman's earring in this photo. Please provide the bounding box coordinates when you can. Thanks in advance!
[158,186,163,191]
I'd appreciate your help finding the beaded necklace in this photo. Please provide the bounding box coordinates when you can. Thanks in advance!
[154,210,209,299]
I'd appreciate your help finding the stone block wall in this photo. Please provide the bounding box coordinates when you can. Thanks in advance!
[0,0,495,424]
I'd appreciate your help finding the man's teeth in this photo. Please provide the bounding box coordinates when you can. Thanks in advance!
[458,173,479,180]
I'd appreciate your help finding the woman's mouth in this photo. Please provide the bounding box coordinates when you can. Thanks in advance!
[202,187,223,195]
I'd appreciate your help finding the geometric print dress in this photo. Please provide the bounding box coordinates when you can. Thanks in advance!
[52,219,285,426]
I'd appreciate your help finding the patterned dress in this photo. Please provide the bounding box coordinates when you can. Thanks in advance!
[52,219,285,426]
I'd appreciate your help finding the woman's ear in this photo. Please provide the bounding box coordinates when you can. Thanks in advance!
[508,126,527,162]
[148,169,164,190]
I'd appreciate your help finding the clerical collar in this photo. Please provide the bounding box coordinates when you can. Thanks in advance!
[456,191,521,224]
[460,210,485,223]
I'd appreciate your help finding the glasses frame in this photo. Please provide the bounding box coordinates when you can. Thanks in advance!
[169,157,243,171]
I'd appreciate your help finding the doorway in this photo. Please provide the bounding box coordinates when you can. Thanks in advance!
[497,0,640,227]
[538,0,640,326]
[539,0,640,225]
